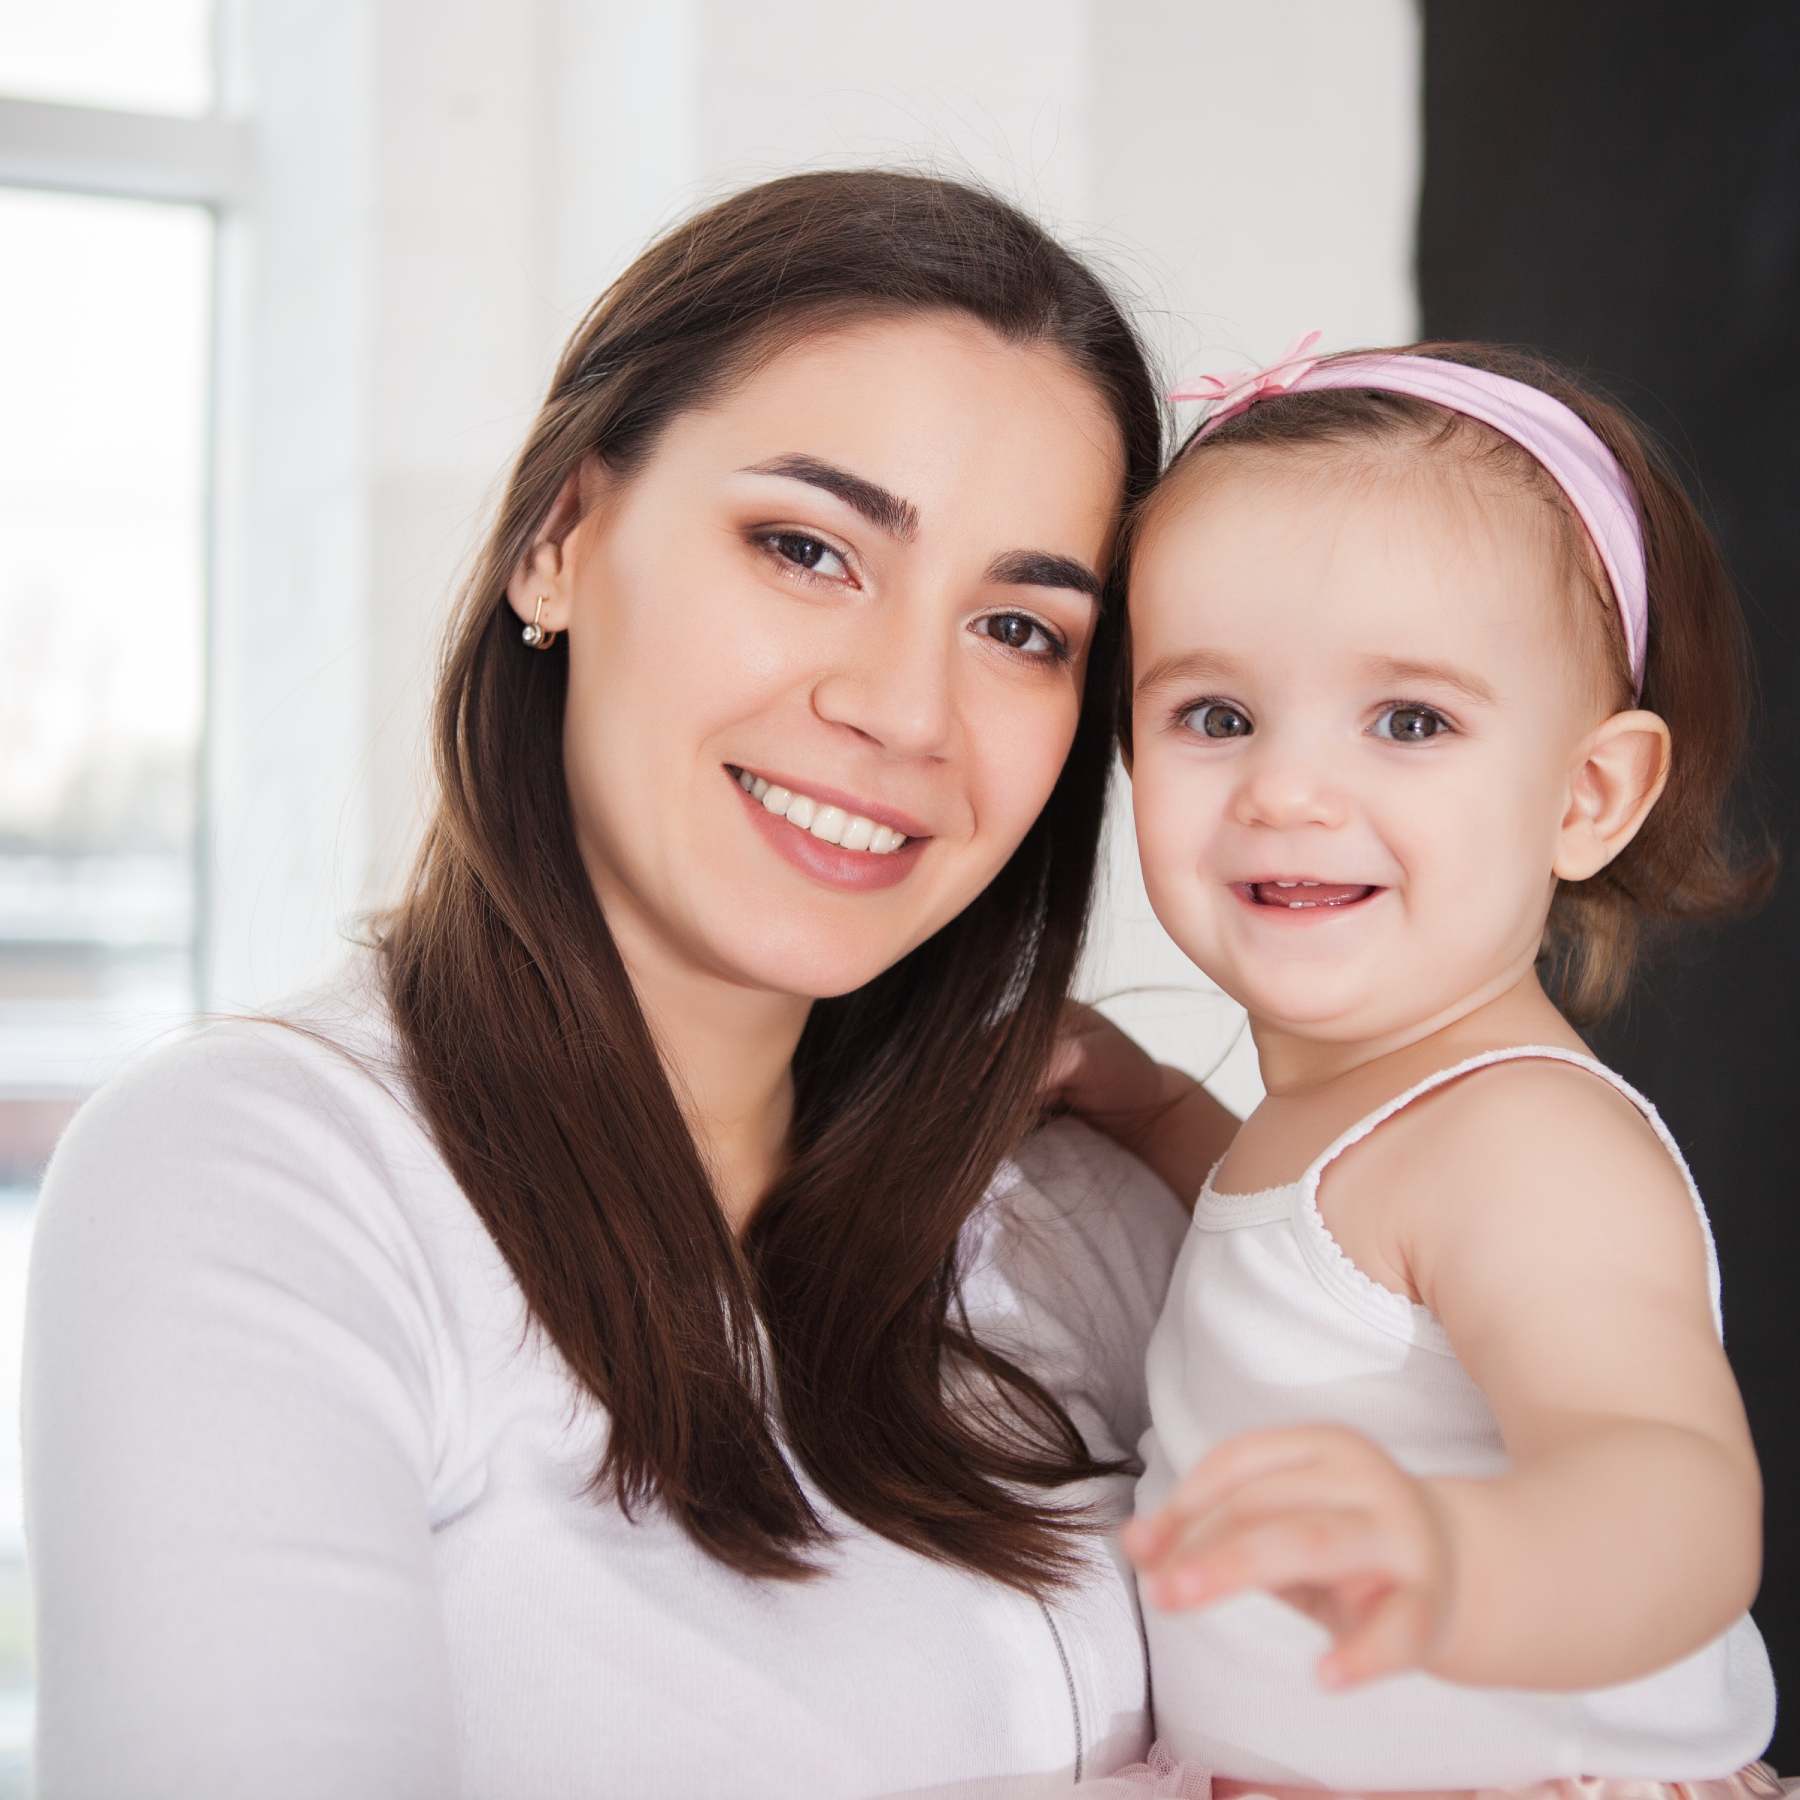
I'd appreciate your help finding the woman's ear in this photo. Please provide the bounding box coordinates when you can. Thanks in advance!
[504,461,598,633]
[1552,709,1672,882]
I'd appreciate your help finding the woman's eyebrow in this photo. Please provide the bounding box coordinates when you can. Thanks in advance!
[985,549,1103,602]
[739,457,1098,598]
[739,455,919,540]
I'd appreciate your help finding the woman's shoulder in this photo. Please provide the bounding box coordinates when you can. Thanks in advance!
[969,1117,1188,1413]
[33,956,464,1320]
[995,1113,1187,1271]
[57,954,413,1158]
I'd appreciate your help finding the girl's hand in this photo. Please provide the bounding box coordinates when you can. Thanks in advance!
[1043,1004,1238,1207]
[1123,1425,1455,1690]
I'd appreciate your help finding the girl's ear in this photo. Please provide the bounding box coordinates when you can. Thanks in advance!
[504,460,601,632]
[1553,709,1672,881]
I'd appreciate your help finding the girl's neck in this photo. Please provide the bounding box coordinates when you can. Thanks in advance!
[1250,965,1588,1104]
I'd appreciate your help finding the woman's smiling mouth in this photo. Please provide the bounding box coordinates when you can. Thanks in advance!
[726,764,931,893]
[729,765,916,854]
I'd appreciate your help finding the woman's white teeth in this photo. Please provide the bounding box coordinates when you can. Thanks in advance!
[738,770,907,854]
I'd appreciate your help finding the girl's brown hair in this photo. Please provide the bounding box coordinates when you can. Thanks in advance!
[1134,340,1775,1021]
[374,171,1163,1591]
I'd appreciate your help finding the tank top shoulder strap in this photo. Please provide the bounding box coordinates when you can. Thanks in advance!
[1304,1045,1725,1336]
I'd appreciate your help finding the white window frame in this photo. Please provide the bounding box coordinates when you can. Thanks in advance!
[1,4,381,1018]
[0,91,247,1037]
[0,32,260,1788]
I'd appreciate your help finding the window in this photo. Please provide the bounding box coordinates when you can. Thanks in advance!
[0,1,214,116]
[0,11,241,1785]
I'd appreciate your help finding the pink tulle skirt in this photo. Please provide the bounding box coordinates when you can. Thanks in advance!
[1078,1747,1790,1800]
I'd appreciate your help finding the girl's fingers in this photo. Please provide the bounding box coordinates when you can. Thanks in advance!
[1168,1425,1378,1517]
[1127,1459,1389,1573]
[1125,1472,1318,1569]
[1318,1584,1434,1689]
[1148,1508,1384,1609]
[1126,1468,1326,1568]
[1120,1508,1179,1562]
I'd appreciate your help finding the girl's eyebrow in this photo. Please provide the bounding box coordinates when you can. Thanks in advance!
[1133,648,1244,697]
[1361,655,1497,705]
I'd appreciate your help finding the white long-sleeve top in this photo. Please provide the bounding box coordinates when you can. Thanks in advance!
[22,969,1186,1800]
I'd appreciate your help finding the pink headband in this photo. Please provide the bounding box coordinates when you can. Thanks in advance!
[1170,333,1649,697]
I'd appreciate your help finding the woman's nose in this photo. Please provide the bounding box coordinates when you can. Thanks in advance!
[810,611,958,759]
[1229,747,1348,832]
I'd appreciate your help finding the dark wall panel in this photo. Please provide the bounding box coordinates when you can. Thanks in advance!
[1421,0,1798,1766]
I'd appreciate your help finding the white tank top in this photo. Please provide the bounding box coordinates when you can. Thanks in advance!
[1138,1046,1776,1788]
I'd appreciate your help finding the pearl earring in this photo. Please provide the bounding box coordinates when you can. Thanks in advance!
[521,595,558,650]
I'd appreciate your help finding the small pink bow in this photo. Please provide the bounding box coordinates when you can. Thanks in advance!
[1169,329,1324,420]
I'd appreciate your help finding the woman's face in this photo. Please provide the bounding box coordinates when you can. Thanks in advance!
[513,313,1125,1001]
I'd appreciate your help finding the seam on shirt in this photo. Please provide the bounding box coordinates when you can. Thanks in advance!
[1036,1596,1084,1782]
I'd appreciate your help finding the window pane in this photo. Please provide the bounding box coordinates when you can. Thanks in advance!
[0,184,211,1795]
[0,0,213,116]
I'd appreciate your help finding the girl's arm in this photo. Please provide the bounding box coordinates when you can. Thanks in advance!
[1127,1060,1761,1691]
[1406,1061,1761,1687]
[1043,1003,1240,1208]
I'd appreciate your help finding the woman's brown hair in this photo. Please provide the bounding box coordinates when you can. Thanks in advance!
[375,170,1163,1590]
[1131,340,1775,1021]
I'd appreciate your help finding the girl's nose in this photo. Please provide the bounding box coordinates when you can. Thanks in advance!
[1229,753,1348,832]
[810,611,958,760]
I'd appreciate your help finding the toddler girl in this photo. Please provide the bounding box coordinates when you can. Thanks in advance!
[1080,338,1782,1798]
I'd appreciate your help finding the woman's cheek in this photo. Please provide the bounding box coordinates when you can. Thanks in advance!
[1013,677,1084,806]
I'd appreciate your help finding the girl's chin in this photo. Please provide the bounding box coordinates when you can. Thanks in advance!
[1232,982,1389,1042]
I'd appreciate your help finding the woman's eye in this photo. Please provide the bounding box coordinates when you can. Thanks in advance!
[759,530,851,582]
[1372,703,1452,743]
[977,612,1068,663]
[1179,700,1253,740]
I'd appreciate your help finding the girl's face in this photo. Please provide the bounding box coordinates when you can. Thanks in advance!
[1128,454,1609,1046]
[521,313,1124,1002]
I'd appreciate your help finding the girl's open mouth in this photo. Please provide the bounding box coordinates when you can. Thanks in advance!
[1232,880,1382,912]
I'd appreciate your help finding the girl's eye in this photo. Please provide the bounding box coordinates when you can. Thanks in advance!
[758,530,852,583]
[1372,702,1453,743]
[1178,700,1253,740]
[976,612,1069,664]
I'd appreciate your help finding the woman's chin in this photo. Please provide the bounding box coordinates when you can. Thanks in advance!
[703,923,923,1006]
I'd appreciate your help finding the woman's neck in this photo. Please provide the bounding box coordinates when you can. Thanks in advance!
[604,914,811,1237]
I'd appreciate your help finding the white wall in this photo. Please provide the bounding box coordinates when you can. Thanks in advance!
[224,0,1421,1110]
[1082,0,1423,1111]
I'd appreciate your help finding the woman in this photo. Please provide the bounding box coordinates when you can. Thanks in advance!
[23,170,1232,1798]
